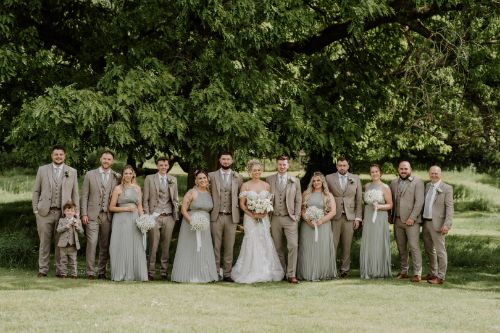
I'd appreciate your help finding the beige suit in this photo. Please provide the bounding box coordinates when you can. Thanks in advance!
[32,163,79,275]
[266,174,302,278]
[422,182,453,279]
[81,168,119,276]
[208,169,243,278]
[325,172,362,274]
[390,176,424,276]
[143,173,179,277]
[56,217,84,277]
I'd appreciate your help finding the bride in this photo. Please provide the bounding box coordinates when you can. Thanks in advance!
[231,159,284,283]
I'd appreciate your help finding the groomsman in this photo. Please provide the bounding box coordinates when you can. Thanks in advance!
[208,152,243,282]
[325,157,363,278]
[390,161,425,282]
[266,155,302,284]
[32,145,79,277]
[143,157,179,280]
[81,150,120,279]
[422,166,454,284]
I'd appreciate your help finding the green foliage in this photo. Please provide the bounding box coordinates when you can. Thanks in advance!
[0,231,37,268]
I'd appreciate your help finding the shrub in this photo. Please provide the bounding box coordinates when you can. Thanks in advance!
[0,231,38,268]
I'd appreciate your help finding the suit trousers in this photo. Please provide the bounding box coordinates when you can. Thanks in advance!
[270,215,298,278]
[394,217,422,275]
[331,214,355,273]
[211,214,236,278]
[36,209,62,275]
[422,221,447,279]
[59,245,77,277]
[148,215,176,276]
[85,212,112,276]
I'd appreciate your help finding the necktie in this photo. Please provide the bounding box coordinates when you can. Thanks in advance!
[341,175,347,191]
[424,184,434,218]
[223,173,229,186]
[161,177,167,189]
[279,176,286,190]
[54,168,61,180]
[101,172,108,185]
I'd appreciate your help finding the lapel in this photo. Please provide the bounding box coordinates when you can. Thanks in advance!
[285,176,293,199]
[230,171,238,196]
[154,173,161,195]
[46,165,54,191]
[167,174,175,199]
[432,182,442,205]
[94,169,103,195]
[401,177,413,197]
[61,164,68,188]
[332,172,341,193]
[215,171,222,196]
[268,174,277,194]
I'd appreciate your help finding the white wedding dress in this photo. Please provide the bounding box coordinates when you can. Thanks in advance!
[231,191,284,283]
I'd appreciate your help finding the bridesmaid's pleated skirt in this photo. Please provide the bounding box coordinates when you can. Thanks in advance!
[360,209,392,279]
[109,211,148,282]
[171,218,218,283]
[297,220,337,281]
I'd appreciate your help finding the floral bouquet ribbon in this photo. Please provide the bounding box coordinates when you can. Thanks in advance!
[245,192,274,223]
[364,189,385,223]
[136,214,156,249]
[305,206,324,242]
[190,212,209,252]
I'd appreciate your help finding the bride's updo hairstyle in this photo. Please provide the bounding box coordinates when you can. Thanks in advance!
[246,159,262,174]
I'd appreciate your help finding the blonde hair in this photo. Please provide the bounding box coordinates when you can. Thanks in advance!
[120,165,137,187]
[302,172,333,212]
[246,159,262,174]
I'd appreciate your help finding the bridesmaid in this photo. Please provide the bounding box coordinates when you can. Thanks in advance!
[108,165,148,281]
[360,164,393,279]
[297,172,337,281]
[171,170,218,283]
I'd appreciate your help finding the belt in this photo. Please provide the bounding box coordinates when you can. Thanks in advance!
[49,207,61,210]
[219,212,231,215]
[423,218,432,222]
[159,213,173,217]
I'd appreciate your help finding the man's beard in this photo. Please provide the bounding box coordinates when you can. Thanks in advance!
[221,165,231,170]
[338,170,347,175]
[399,174,410,180]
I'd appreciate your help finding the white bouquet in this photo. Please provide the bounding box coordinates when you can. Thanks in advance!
[364,189,384,223]
[190,212,210,252]
[246,192,273,223]
[136,214,156,248]
[305,206,324,242]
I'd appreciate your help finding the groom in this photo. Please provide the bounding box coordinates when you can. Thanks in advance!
[32,145,79,277]
[81,150,120,279]
[266,155,302,284]
[208,152,243,282]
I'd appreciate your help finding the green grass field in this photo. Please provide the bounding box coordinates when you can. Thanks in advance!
[0,167,499,332]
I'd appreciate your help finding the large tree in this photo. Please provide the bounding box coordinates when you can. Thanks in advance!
[3,0,498,174]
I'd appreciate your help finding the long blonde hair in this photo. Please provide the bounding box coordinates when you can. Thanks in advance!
[302,172,333,212]
[120,165,137,187]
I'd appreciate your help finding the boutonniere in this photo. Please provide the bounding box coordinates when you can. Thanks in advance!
[167,179,175,186]
[112,171,121,179]
[64,171,69,178]
[288,177,295,184]
[232,172,238,179]
[408,176,414,182]
[436,188,443,194]
[348,177,354,184]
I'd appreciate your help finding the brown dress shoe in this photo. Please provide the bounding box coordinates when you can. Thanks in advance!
[396,273,409,279]
[424,273,437,281]
[223,276,234,282]
[160,275,168,281]
[87,275,95,280]
[148,275,154,281]
[411,275,421,282]
[340,272,348,279]
[288,277,299,284]
[428,277,444,285]
[37,272,47,278]
[98,274,107,280]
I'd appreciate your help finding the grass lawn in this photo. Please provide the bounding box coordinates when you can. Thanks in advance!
[0,167,499,332]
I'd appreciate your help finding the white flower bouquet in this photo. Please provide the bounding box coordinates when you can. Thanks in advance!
[136,214,156,248]
[364,189,384,223]
[246,193,273,223]
[305,206,324,242]
[190,212,209,251]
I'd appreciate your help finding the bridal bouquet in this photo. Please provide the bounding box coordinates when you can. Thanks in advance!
[364,189,385,223]
[305,206,324,242]
[136,214,156,248]
[246,193,273,223]
[190,212,209,252]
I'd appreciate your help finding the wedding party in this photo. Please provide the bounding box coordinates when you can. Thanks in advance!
[32,146,454,286]
[1,1,498,332]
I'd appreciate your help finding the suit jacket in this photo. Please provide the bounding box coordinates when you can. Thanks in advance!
[56,217,84,249]
[266,174,302,222]
[32,164,80,216]
[143,173,179,220]
[208,170,243,223]
[390,176,425,223]
[80,168,120,221]
[424,181,454,231]
[325,172,363,221]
